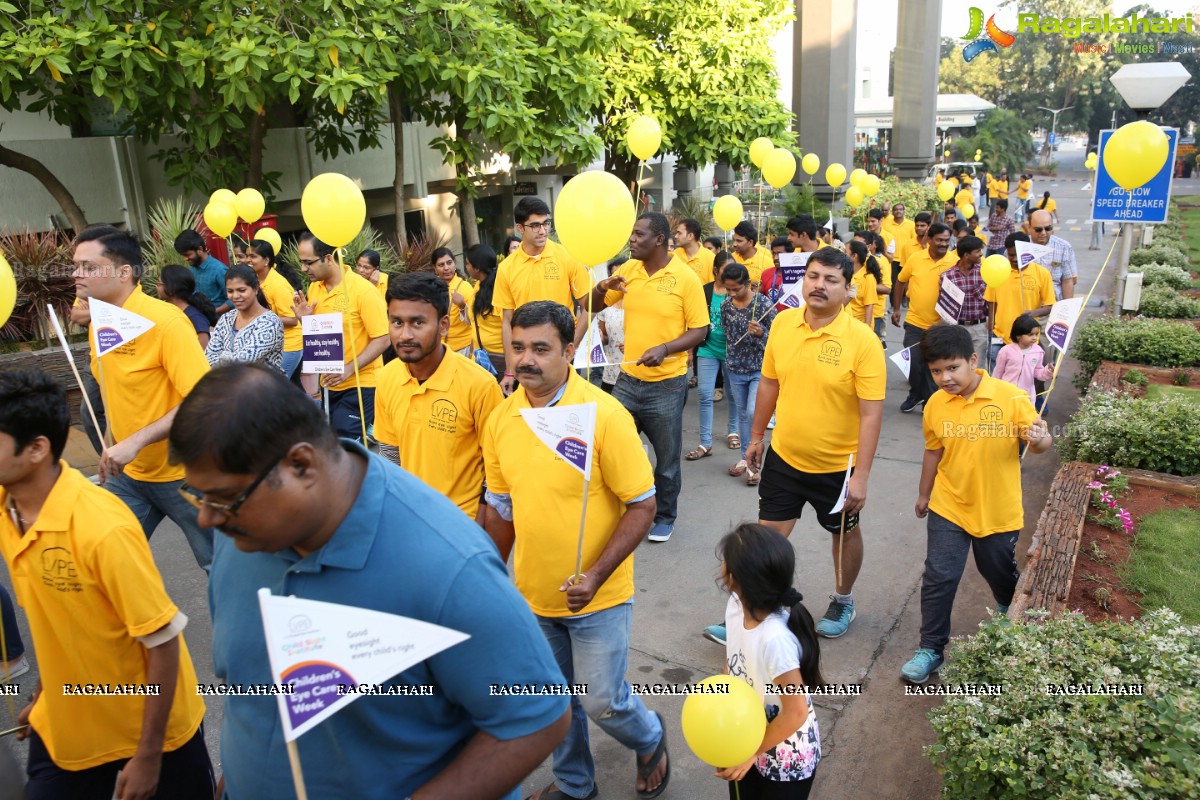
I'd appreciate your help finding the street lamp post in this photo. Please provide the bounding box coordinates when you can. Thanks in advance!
[1037,105,1073,164]
[1108,63,1191,309]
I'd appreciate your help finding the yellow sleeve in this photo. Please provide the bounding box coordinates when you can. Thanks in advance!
[89,520,180,638]
[473,375,504,439]
[1013,390,1040,441]
[853,328,887,401]
[358,281,389,339]
[1038,271,1055,305]
[568,258,593,301]
[493,264,516,311]
[604,263,632,307]
[922,404,943,450]
[597,405,655,502]
[681,271,710,330]
[481,412,510,495]
[983,285,997,303]
[863,274,879,307]
[761,321,780,381]
[161,315,210,399]
[897,252,915,282]
[372,368,398,446]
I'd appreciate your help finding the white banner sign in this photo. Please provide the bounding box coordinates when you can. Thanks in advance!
[573,316,619,369]
[302,312,345,374]
[90,297,155,357]
[935,276,966,324]
[1044,296,1086,354]
[829,454,855,514]
[519,402,597,480]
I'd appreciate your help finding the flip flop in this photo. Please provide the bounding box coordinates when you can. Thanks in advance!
[524,783,598,800]
[636,712,670,799]
[728,460,748,477]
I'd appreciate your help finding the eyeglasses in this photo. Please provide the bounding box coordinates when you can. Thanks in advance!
[520,219,552,232]
[298,257,322,267]
[179,457,282,519]
[1032,226,1053,233]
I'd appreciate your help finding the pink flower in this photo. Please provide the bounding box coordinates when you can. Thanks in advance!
[1100,491,1114,504]
[1088,481,1104,489]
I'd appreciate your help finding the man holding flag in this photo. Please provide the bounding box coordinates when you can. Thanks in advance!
[483,301,669,800]
[169,364,571,800]
[71,225,214,570]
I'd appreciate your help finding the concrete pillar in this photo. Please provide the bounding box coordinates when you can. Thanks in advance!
[793,0,856,198]
[891,0,942,180]
[673,167,697,199]
[714,162,735,196]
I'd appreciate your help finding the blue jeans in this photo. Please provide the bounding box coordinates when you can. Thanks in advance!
[537,603,663,798]
[988,341,1002,373]
[1,583,24,661]
[919,510,1019,656]
[105,473,214,571]
[725,371,760,460]
[281,350,303,379]
[613,373,687,525]
[696,356,737,449]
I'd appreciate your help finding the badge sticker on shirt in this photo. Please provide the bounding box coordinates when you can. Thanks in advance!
[89,298,155,357]
[519,402,597,480]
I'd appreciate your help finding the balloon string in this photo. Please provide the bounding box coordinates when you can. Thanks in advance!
[338,248,370,446]
[635,159,647,215]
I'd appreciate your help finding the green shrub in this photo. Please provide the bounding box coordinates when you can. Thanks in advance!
[846,176,941,230]
[1060,390,1200,475]
[1120,368,1148,386]
[1138,284,1200,319]
[927,609,1200,799]
[1129,244,1188,268]
[1073,317,1200,391]
[1134,263,1192,290]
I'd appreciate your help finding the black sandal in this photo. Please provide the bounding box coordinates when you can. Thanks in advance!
[636,712,671,799]
[524,783,598,800]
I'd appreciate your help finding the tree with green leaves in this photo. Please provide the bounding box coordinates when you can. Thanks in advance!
[958,109,1034,176]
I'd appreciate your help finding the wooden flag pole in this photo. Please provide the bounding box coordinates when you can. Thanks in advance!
[337,249,370,445]
[572,267,600,585]
[48,306,103,441]
[286,739,309,800]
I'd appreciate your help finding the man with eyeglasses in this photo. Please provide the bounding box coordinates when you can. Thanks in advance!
[1028,209,1077,300]
[0,369,213,799]
[292,231,390,442]
[494,197,593,396]
[169,364,570,800]
[71,225,215,570]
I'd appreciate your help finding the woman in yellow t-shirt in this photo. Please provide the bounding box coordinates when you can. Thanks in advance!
[844,239,882,331]
[247,238,306,377]
[466,243,505,380]
[1035,191,1058,224]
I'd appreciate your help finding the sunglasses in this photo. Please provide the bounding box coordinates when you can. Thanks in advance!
[1032,226,1053,233]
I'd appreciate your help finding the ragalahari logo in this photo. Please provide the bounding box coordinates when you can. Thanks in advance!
[962,7,1016,61]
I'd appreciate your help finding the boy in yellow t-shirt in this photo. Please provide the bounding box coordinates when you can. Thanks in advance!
[0,370,212,796]
[900,325,1052,684]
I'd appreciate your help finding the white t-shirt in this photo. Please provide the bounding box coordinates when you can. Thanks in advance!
[725,593,821,781]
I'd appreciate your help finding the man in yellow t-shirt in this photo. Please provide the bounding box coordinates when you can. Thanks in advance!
[591,213,709,543]
[984,231,1055,367]
[71,225,214,569]
[375,272,502,521]
[901,324,1052,683]
[1016,174,1033,223]
[673,217,716,284]
[893,211,932,272]
[744,248,886,640]
[882,203,917,255]
[494,197,594,396]
[293,231,390,443]
[481,300,667,800]
[866,208,897,263]
[892,222,957,413]
[730,221,773,283]
[0,369,211,794]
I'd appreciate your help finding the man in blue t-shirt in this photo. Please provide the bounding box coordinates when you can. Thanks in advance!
[174,229,231,314]
[168,364,571,800]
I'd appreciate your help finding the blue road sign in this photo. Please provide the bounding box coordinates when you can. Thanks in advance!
[1091,127,1178,224]
[1048,132,1057,144]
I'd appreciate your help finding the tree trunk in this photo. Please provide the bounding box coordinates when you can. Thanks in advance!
[246,111,267,190]
[454,111,480,248]
[387,84,408,245]
[0,143,88,233]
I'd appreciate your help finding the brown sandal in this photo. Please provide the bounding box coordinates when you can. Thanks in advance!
[726,433,741,450]
[686,445,713,461]
[728,460,748,477]
[745,467,761,486]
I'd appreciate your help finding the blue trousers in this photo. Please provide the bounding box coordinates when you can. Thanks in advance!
[105,473,214,571]
[696,356,737,449]
[613,373,687,525]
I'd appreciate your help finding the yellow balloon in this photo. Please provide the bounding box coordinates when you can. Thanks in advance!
[849,168,868,190]
[1103,120,1170,191]
[845,186,865,208]
[301,172,366,248]
[210,188,237,207]
[681,676,767,768]
[943,150,950,158]
[627,115,662,161]
[554,170,636,265]
[937,181,955,202]
[712,195,744,232]
[203,201,238,238]
[957,203,975,220]
[234,188,266,224]
[762,148,797,189]
[801,153,820,176]
[749,137,775,168]
[825,163,846,187]
[862,174,881,197]
[981,254,1011,288]
[0,250,15,329]
[251,226,282,256]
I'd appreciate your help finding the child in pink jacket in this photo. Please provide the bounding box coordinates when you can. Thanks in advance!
[993,313,1054,405]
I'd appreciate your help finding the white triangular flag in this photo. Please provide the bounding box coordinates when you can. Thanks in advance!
[889,344,913,379]
[1014,240,1051,271]
[519,402,597,480]
[829,454,855,514]
[573,317,618,369]
[89,297,155,356]
[1044,296,1086,354]
[47,306,75,360]
[257,589,469,742]
[774,252,811,310]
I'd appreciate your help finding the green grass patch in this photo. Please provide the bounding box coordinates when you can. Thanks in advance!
[1146,383,1200,406]
[1174,195,1200,206]
[1124,508,1200,623]
[1177,206,1200,266]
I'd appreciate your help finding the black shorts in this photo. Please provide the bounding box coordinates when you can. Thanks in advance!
[758,447,860,534]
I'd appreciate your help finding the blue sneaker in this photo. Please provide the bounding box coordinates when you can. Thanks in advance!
[815,596,856,638]
[647,522,673,543]
[995,603,1010,616]
[901,648,944,684]
[703,624,726,645]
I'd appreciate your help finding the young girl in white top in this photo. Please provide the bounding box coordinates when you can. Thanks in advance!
[718,523,824,799]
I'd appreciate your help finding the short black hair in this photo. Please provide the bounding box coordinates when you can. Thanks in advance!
[996,199,1009,211]
[867,208,885,221]
[298,231,335,260]
[514,197,551,225]
[703,236,724,251]
[431,247,455,267]
[1010,313,1041,341]
[914,212,933,225]
[174,230,206,255]
[952,218,969,234]
[225,263,260,290]
[169,364,339,474]
[956,235,984,257]
[0,369,70,460]
[1005,231,1030,250]
[809,246,854,282]
[387,271,450,319]
[720,261,750,285]
[733,221,758,242]
[714,250,732,272]
[920,323,974,364]
[927,223,951,239]
[786,215,817,240]
[770,236,794,252]
[511,300,574,347]
[679,218,702,240]
[638,212,670,246]
[75,224,122,246]
[357,249,380,269]
[82,230,145,280]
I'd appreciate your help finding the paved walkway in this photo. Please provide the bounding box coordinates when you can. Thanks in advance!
[1,144,1125,799]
